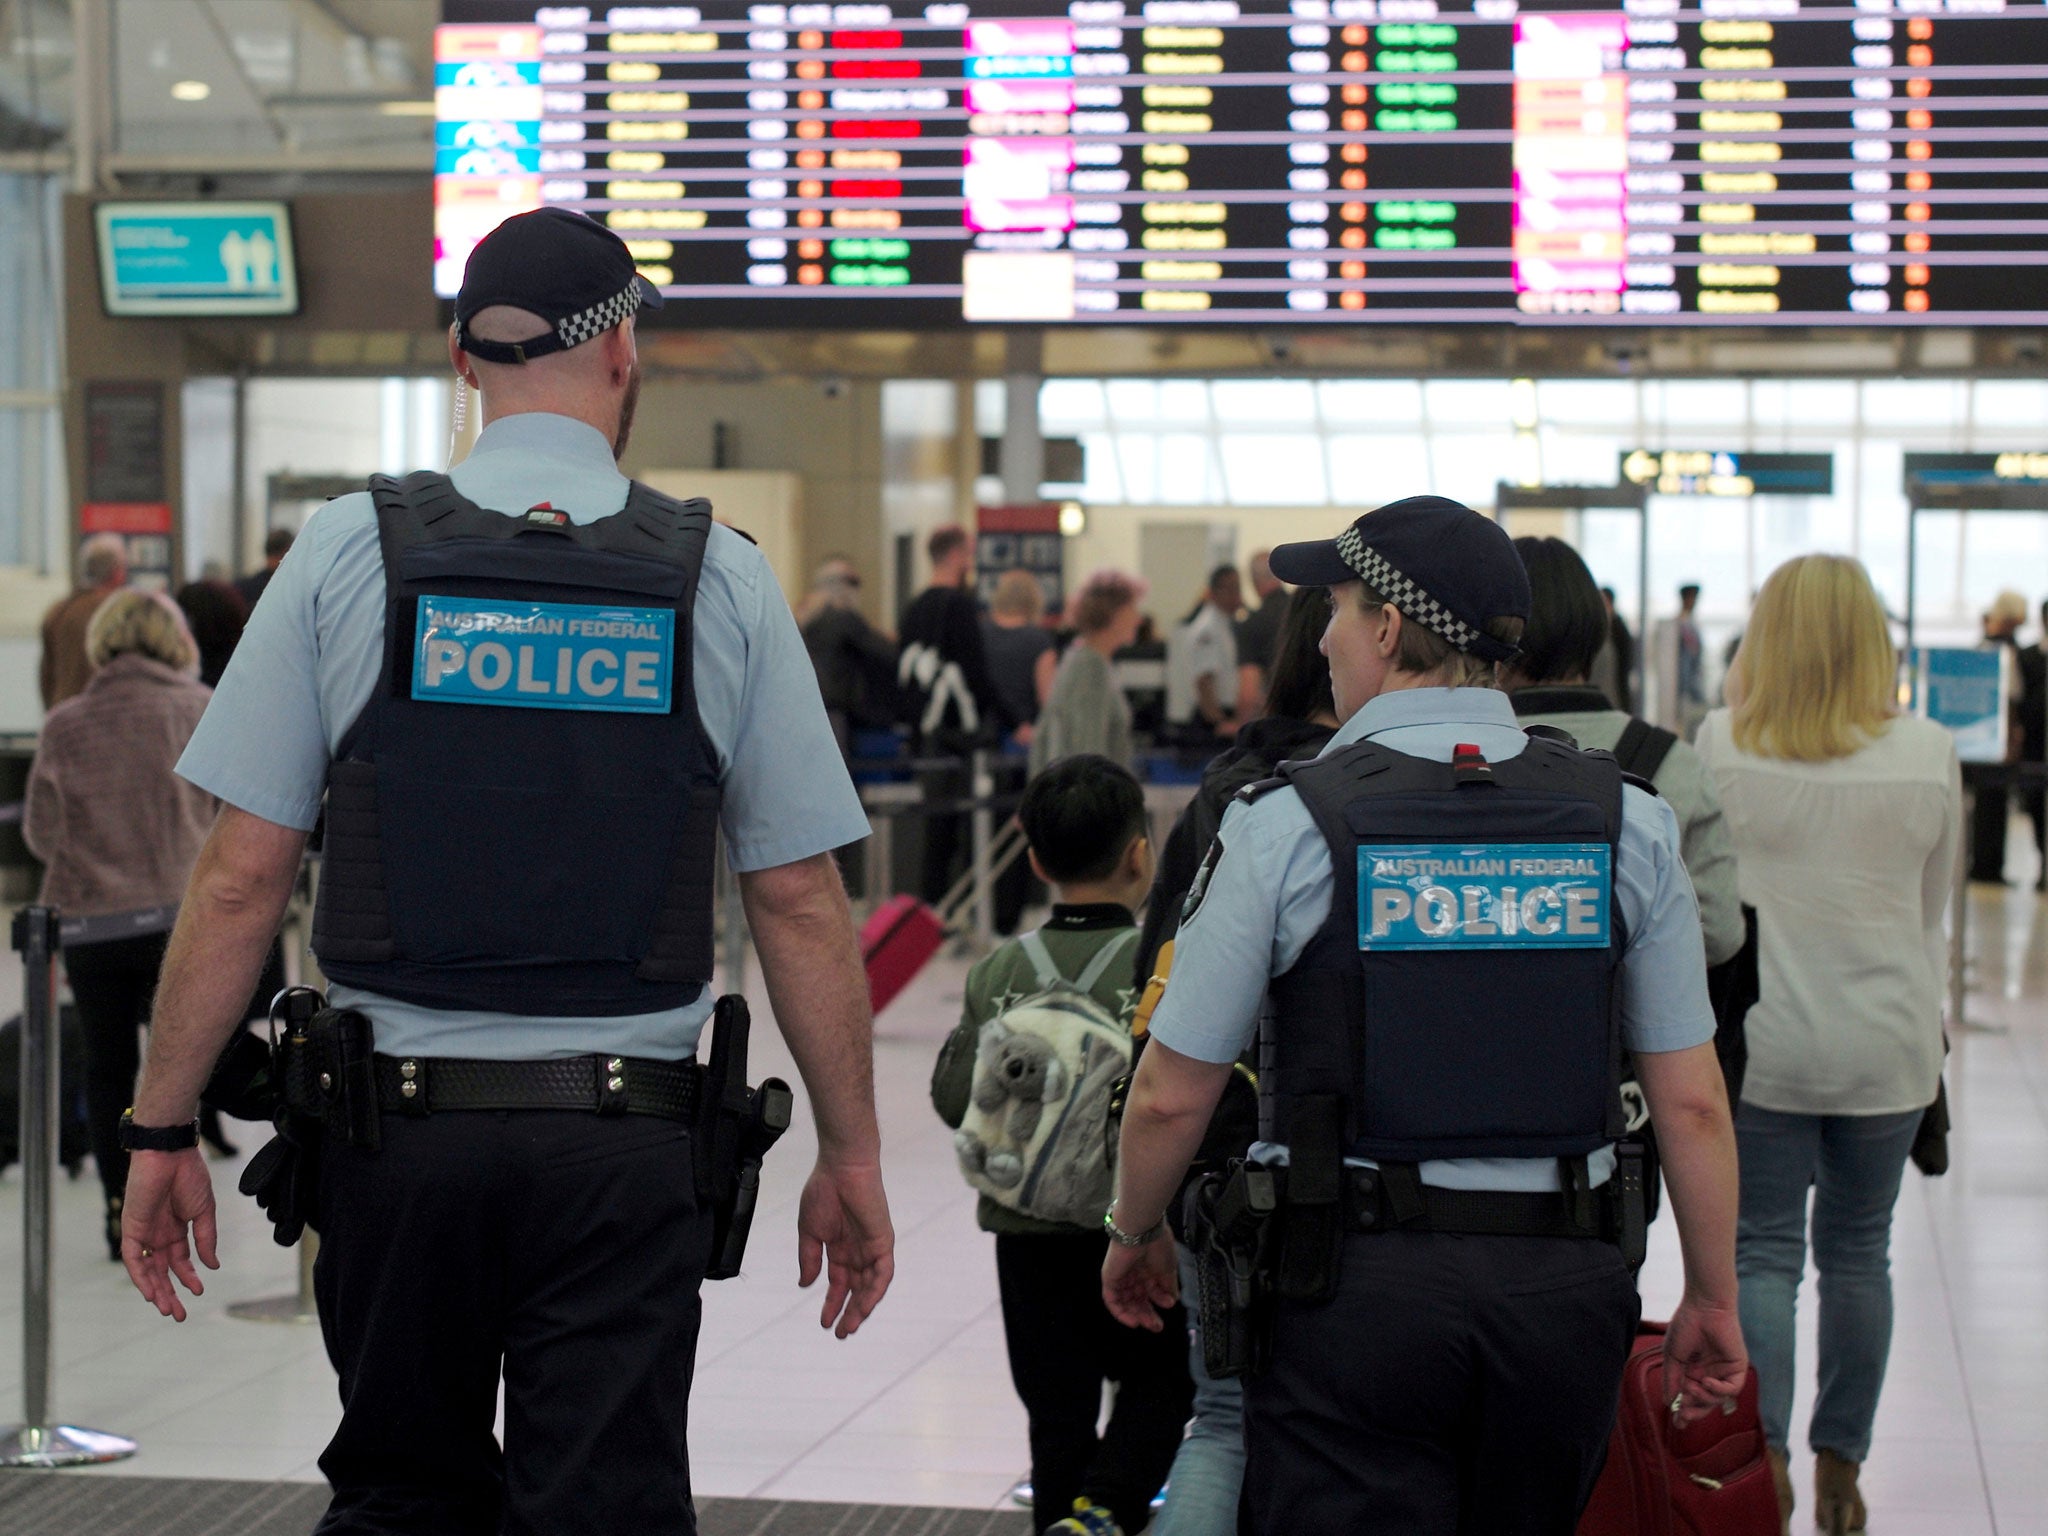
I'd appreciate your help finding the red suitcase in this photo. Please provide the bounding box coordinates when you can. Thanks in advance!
[1577,1321,1782,1536]
[861,895,946,1016]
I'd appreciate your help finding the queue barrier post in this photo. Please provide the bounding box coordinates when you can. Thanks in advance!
[226,1235,319,1325]
[0,905,138,1466]
[969,750,995,950]
[1950,781,1970,1033]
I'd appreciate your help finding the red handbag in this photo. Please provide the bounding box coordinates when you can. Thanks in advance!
[1577,1321,1783,1536]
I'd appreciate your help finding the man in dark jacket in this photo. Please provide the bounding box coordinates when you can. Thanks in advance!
[900,525,1017,902]
[234,526,294,614]
[801,557,897,756]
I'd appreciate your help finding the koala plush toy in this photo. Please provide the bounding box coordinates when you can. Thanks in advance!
[954,1022,1070,1190]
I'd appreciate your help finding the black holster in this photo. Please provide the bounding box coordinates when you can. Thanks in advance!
[1613,1137,1650,1272]
[1182,1160,1278,1380]
[694,995,792,1281]
[279,1001,380,1149]
[237,987,341,1248]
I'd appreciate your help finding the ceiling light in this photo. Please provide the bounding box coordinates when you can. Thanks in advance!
[170,80,211,102]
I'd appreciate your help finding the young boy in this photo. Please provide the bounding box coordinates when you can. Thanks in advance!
[932,754,1194,1536]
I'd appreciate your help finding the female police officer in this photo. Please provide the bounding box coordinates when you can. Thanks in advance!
[1104,496,1746,1535]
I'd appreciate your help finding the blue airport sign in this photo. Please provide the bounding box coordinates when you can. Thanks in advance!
[94,201,299,318]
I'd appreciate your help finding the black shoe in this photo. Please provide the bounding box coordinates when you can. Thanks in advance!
[104,1196,123,1263]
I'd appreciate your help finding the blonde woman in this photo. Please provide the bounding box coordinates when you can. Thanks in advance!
[1695,555,1960,1536]
[25,591,221,1258]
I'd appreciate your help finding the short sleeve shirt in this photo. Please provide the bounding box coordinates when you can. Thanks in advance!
[1147,686,1716,1191]
[1166,603,1240,723]
[177,412,869,1061]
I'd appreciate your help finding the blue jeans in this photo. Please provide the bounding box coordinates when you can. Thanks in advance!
[1151,1245,1245,1536]
[1735,1102,1923,1463]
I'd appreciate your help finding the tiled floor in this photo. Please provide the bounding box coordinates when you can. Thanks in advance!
[2,871,2045,1532]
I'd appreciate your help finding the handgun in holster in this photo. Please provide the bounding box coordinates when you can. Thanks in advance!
[694,995,793,1281]
[1182,1159,1278,1380]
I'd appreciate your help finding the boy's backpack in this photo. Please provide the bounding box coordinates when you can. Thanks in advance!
[953,928,1138,1227]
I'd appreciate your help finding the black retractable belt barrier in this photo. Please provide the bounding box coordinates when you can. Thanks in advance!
[0,906,138,1466]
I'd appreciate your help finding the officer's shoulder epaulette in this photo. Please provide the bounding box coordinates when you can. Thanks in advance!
[1619,770,1662,800]
[1233,773,1290,806]
[1521,722,1581,751]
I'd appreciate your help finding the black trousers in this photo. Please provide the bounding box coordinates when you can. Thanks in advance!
[2028,781,2048,886]
[990,760,1036,936]
[1241,1232,1639,1536]
[995,1232,1194,1534]
[1969,768,2012,881]
[65,932,171,1205]
[313,1111,713,1536]
[918,760,970,905]
[66,933,286,1203]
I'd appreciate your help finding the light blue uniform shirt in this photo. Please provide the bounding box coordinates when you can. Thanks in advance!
[1147,686,1715,1192]
[177,412,870,1061]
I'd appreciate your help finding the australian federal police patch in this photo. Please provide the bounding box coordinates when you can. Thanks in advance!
[1357,843,1612,951]
[1182,837,1225,926]
[412,595,674,714]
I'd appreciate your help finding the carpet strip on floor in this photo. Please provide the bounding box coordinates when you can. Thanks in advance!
[0,1474,1032,1535]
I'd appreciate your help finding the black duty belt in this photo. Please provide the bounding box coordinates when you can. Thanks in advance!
[1342,1165,1614,1242]
[372,1052,701,1122]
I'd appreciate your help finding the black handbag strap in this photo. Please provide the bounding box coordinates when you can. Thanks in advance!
[1612,717,1679,782]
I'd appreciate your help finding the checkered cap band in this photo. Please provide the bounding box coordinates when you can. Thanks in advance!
[1334,525,1484,652]
[556,282,641,350]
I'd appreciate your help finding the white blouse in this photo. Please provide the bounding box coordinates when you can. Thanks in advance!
[1694,709,1961,1117]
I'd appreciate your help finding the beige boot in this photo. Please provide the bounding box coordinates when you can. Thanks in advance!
[1767,1445,1793,1536]
[1814,1448,1868,1534]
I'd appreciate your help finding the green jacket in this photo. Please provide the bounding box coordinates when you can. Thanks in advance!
[931,904,1141,1237]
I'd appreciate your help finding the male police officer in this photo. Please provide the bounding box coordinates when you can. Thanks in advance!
[116,208,894,1533]
[1103,497,1745,1534]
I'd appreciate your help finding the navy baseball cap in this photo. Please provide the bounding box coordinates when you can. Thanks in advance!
[1268,495,1531,662]
[453,207,662,366]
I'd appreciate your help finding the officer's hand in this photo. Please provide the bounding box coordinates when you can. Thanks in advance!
[121,1148,220,1323]
[1102,1232,1177,1332]
[1663,1296,1748,1429]
[797,1156,895,1339]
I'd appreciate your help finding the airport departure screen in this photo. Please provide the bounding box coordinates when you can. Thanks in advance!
[435,1,2048,325]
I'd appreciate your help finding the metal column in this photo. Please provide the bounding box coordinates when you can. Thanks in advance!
[1000,331,1045,506]
[0,907,137,1466]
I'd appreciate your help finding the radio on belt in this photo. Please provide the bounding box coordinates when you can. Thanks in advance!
[412,595,675,713]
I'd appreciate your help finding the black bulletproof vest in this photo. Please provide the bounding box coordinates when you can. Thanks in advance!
[311,471,722,1016]
[1262,735,1628,1163]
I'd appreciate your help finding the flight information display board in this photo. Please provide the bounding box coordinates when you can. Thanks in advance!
[435,1,2048,325]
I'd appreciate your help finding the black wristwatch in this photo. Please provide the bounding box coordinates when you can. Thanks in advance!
[118,1108,200,1153]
